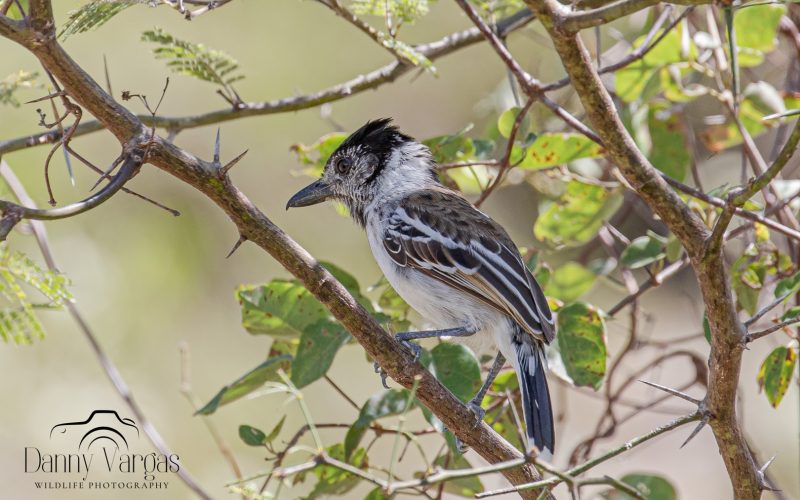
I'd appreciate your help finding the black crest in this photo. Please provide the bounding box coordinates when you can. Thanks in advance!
[337,118,412,161]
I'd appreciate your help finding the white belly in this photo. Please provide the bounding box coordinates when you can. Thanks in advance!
[366,218,511,357]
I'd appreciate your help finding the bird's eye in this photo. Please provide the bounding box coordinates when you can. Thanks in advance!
[335,157,352,174]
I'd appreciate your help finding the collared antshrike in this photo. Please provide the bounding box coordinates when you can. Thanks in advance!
[287,119,556,455]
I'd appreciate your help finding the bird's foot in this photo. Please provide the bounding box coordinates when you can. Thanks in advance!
[398,337,422,363]
[372,335,422,389]
[373,361,390,389]
[455,400,486,453]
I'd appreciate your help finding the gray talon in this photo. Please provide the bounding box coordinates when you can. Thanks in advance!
[373,361,390,389]
[398,338,422,362]
[467,401,486,422]
[456,437,469,454]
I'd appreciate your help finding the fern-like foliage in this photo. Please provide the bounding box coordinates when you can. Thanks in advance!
[0,71,39,108]
[350,0,432,24]
[0,245,72,344]
[141,28,245,102]
[59,0,146,40]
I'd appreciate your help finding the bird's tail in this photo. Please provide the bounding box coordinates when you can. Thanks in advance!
[514,340,555,456]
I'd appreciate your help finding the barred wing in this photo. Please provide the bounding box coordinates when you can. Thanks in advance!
[382,190,555,343]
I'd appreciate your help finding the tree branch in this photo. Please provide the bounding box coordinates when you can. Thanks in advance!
[745,318,800,343]
[476,412,701,497]
[524,0,764,496]
[0,150,142,239]
[563,0,710,31]
[0,9,536,156]
[1,7,547,496]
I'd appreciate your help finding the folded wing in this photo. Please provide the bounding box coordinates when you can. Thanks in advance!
[382,189,555,343]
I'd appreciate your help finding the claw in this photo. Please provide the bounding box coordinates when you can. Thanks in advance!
[373,360,390,389]
[467,400,486,422]
[455,400,487,453]
[400,339,422,362]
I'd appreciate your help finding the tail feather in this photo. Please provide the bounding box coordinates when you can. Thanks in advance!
[516,342,555,455]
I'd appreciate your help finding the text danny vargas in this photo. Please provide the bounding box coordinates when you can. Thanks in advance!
[24,410,180,491]
[25,447,179,490]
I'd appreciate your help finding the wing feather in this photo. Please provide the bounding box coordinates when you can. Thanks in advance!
[383,190,555,343]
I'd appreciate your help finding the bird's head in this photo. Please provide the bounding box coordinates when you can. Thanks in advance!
[286,118,438,225]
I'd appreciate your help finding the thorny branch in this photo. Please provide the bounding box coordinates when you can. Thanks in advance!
[1,3,549,496]
[2,0,800,498]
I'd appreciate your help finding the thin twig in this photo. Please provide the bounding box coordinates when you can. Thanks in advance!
[476,412,701,497]
[0,160,212,500]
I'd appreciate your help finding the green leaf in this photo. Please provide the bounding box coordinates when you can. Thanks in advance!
[733,4,785,53]
[775,271,800,299]
[557,302,607,390]
[544,262,596,302]
[424,134,476,164]
[0,245,72,345]
[781,306,800,322]
[196,355,290,415]
[302,444,367,499]
[264,415,286,444]
[648,106,689,181]
[730,245,780,315]
[291,320,350,388]
[431,343,481,402]
[620,234,666,269]
[615,24,692,103]
[381,37,435,73]
[497,107,529,138]
[518,133,605,170]
[757,346,797,408]
[344,389,409,459]
[446,165,493,195]
[665,234,683,262]
[290,133,347,177]
[615,63,659,103]
[603,473,677,500]
[534,180,622,247]
[236,281,329,338]
[703,313,712,344]
[141,28,245,89]
[59,0,138,40]
[351,0,430,23]
[364,487,388,500]
[238,425,267,446]
[0,71,39,107]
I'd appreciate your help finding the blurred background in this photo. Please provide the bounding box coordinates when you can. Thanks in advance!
[0,1,797,498]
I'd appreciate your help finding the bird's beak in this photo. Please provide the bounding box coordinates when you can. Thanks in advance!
[286,179,333,209]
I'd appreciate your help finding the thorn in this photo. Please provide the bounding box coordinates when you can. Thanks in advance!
[221,149,248,176]
[680,414,708,448]
[90,159,121,192]
[639,379,703,405]
[226,235,247,259]
[758,455,776,475]
[62,145,75,186]
[25,91,66,104]
[213,128,221,165]
[757,455,780,491]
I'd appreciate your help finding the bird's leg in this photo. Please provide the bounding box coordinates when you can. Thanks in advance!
[374,326,476,388]
[456,352,506,453]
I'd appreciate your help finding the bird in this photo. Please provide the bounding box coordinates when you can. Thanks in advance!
[287,118,556,455]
